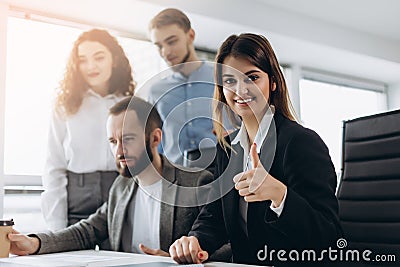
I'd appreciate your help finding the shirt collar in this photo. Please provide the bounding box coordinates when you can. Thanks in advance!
[171,61,206,81]
[86,89,119,100]
[231,105,275,153]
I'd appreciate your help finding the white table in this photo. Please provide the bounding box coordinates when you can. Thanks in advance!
[0,250,258,267]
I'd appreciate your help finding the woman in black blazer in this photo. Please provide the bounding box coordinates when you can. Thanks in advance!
[169,33,343,266]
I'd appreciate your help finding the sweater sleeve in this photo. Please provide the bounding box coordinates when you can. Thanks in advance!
[35,202,109,254]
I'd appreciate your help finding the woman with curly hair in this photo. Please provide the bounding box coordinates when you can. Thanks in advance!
[41,29,135,231]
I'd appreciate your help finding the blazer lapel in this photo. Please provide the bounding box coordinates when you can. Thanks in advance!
[159,157,177,252]
[112,178,137,251]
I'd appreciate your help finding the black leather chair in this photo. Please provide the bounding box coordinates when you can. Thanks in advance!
[337,109,400,266]
[183,146,216,174]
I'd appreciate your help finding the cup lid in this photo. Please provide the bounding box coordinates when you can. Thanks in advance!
[0,219,14,226]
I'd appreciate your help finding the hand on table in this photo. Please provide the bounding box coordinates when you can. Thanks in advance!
[169,236,208,264]
[139,244,169,257]
[8,229,40,256]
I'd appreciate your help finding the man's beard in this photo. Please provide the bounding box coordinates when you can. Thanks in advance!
[171,45,191,72]
[117,140,154,178]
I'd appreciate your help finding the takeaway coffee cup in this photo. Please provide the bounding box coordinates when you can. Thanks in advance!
[0,219,14,258]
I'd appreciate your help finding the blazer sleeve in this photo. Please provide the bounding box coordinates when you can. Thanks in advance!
[35,202,109,254]
[194,169,214,208]
[189,144,230,254]
[264,128,342,248]
[41,110,69,231]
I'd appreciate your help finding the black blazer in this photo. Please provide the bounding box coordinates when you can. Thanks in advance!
[189,113,343,266]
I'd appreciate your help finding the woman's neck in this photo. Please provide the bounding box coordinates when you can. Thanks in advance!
[242,107,270,144]
[91,84,109,97]
[243,116,259,145]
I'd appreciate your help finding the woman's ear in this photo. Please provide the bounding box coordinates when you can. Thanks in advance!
[271,82,277,92]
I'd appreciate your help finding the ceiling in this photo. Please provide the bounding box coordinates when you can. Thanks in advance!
[2,0,400,87]
[257,0,400,42]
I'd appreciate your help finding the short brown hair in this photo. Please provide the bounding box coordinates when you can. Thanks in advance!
[149,8,191,32]
[109,96,162,137]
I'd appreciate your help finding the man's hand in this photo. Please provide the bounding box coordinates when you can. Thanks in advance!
[169,236,208,264]
[139,244,169,257]
[8,229,40,256]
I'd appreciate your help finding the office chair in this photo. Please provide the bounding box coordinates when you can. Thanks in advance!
[337,109,400,266]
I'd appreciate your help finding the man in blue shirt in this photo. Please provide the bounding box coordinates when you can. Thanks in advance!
[147,8,219,165]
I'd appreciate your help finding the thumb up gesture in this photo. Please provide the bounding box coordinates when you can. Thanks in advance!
[233,143,286,207]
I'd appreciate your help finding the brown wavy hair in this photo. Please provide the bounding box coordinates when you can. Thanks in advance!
[213,33,297,150]
[56,29,135,116]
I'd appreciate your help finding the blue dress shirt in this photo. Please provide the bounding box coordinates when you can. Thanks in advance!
[148,61,217,164]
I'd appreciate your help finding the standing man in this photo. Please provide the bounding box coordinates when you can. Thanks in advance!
[8,97,215,257]
[147,8,220,166]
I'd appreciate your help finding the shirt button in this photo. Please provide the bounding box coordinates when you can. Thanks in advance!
[187,102,192,106]
[188,122,193,126]
[190,140,195,144]
[187,83,192,87]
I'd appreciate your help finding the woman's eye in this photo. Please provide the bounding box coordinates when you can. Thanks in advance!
[223,78,236,85]
[245,75,259,83]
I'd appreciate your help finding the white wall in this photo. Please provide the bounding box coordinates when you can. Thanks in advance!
[387,85,400,110]
[0,2,9,217]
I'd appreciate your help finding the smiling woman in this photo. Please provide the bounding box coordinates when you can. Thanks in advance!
[77,41,115,97]
[169,33,343,266]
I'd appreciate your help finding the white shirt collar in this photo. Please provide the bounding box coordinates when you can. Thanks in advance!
[231,105,275,154]
[86,88,119,100]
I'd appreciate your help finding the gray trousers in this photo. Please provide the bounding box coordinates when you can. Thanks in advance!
[67,170,118,225]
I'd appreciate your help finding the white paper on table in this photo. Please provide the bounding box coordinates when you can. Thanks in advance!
[0,253,127,267]
[0,256,82,267]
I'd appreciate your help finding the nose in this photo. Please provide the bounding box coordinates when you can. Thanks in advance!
[235,80,249,95]
[86,58,97,71]
[116,141,126,158]
[161,46,171,59]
